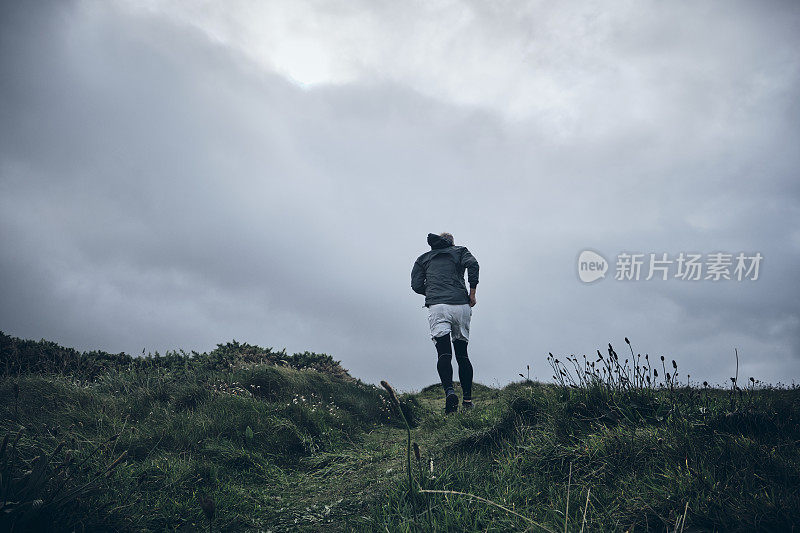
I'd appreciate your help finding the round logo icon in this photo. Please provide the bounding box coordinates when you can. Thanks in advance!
[577,250,608,283]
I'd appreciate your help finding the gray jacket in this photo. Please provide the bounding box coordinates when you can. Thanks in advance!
[411,233,479,306]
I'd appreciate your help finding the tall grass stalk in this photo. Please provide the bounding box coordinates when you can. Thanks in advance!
[380,380,413,496]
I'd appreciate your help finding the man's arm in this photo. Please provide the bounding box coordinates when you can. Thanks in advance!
[461,248,479,307]
[411,259,426,295]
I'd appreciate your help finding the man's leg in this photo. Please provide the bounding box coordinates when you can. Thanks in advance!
[453,339,473,403]
[434,333,454,395]
[435,333,459,413]
[429,304,459,413]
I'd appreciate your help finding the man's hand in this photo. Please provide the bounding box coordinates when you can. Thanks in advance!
[469,288,477,307]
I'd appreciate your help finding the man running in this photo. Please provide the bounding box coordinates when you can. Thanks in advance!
[411,232,479,414]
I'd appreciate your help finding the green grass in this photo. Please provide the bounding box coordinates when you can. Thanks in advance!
[1,332,798,531]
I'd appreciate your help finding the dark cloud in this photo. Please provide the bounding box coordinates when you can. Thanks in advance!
[1,1,799,389]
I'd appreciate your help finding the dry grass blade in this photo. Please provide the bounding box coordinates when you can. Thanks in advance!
[419,489,556,533]
[565,461,572,533]
[104,450,128,477]
[580,487,591,533]
[680,501,689,533]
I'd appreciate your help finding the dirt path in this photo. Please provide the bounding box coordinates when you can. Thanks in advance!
[265,389,500,531]
[262,424,410,531]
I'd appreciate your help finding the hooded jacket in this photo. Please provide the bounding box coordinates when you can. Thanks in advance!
[411,233,479,306]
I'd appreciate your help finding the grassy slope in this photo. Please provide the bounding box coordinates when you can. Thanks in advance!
[1,335,799,532]
[369,383,800,532]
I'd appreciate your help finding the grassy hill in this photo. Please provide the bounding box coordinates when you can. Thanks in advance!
[1,332,798,531]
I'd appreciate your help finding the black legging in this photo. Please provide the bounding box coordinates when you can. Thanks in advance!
[434,333,473,401]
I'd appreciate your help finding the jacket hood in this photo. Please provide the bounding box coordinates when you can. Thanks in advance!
[427,233,453,249]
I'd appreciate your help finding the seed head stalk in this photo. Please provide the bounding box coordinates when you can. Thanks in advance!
[381,380,414,495]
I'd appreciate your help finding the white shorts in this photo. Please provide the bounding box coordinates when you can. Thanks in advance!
[427,303,472,342]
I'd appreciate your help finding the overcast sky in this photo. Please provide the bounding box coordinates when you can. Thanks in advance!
[2,0,799,391]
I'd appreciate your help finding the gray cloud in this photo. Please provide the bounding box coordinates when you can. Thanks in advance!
[1,0,799,389]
